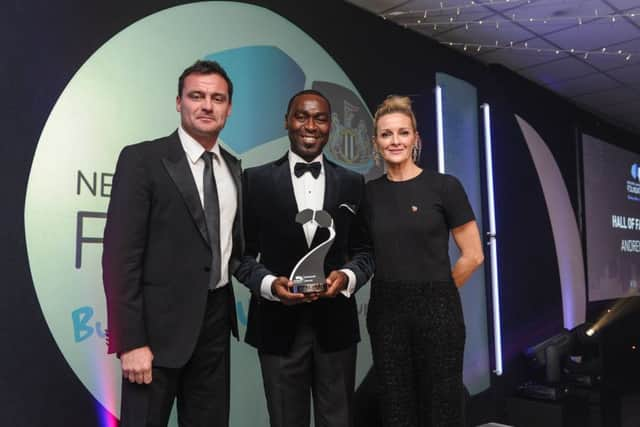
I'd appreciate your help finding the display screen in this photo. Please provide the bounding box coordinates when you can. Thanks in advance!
[582,134,640,301]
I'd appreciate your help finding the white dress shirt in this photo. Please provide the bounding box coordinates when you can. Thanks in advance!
[260,150,356,301]
[178,126,237,289]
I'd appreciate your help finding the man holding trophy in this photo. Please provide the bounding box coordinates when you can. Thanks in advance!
[235,90,373,427]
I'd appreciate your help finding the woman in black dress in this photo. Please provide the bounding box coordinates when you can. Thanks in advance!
[364,96,484,427]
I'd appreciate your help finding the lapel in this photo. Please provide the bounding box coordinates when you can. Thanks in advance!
[273,154,308,246]
[161,131,210,247]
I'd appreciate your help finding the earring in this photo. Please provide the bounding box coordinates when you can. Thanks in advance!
[412,136,422,163]
[411,144,418,163]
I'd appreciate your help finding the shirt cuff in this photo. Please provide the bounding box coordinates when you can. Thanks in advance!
[339,269,356,298]
[260,274,280,301]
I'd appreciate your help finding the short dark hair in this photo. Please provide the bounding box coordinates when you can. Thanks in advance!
[285,89,331,117]
[178,60,233,102]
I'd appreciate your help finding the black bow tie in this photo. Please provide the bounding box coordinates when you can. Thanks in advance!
[294,161,322,179]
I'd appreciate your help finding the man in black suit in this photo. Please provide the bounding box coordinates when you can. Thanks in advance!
[235,90,373,427]
[102,60,242,427]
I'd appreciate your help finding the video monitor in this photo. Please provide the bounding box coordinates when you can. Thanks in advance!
[582,134,640,302]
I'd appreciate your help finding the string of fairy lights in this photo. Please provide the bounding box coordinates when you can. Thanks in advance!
[401,12,639,27]
[383,0,539,17]
[380,0,639,61]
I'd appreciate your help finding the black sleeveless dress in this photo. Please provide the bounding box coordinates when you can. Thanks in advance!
[363,170,475,427]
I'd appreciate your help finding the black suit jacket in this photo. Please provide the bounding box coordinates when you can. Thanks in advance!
[234,154,373,355]
[102,131,242,368]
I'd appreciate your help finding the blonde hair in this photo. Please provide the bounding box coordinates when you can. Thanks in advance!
[373,95,417,133]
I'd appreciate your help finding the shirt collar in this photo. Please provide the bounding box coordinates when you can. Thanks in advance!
[178,126,222,164]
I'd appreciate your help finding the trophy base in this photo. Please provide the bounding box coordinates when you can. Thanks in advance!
[292,282,327,293]
[293,273,327,294]
[291,274,327,294]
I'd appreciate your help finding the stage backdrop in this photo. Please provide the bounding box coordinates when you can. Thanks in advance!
[6,1,639,426]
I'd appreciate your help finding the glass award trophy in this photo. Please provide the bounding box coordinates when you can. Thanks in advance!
[290,209,335,293]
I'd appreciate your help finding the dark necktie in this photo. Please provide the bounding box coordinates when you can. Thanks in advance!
[294,161,322,179]
[202,152,221,289]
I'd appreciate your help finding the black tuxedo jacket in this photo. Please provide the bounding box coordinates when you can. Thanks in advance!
[234,154,373,355]
[102,131,242,368]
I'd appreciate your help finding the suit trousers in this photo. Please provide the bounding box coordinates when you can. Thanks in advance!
[259,309,357,427]
[367,280,466,427]
[119,285,231,427]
